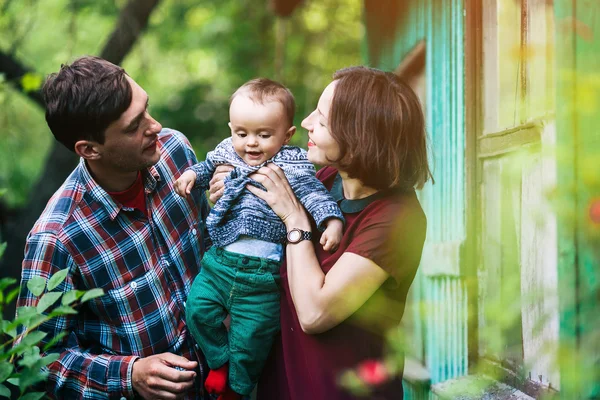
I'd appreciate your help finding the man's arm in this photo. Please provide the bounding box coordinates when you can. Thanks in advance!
[17,232,139,399]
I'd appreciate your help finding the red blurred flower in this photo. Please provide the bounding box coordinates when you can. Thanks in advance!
[590,198,600,224]
[357,360,389,386]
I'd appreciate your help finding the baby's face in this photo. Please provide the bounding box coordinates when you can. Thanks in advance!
[229,94,295,166]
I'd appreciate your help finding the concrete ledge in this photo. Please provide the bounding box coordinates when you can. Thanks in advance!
[432,375,534,400]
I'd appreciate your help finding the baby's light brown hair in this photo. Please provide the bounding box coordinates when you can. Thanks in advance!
[230,78,295,127]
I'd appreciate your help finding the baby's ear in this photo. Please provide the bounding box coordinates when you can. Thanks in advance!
[284,126,296,144]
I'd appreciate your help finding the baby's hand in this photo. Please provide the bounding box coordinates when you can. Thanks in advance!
[320,219,343,252]
[174,170,197,197]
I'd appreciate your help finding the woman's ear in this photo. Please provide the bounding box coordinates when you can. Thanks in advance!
[283,126,296,144]
[74,140,101,160]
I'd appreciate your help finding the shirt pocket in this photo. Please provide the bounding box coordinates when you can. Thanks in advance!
[92,268,182,356]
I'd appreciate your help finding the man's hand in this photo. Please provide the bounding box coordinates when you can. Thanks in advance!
[174,170,197,197]
[131,353,198,400]
[320,219,344,252]
[208,165,234,204]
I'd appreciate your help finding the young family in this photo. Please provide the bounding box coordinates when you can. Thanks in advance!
[16,56,430,399]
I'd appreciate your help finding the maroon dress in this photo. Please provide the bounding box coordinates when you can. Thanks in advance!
[258,167,427,400]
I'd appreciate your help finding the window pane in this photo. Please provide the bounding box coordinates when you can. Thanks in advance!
[527,0,555,119]
[483,0,523,133]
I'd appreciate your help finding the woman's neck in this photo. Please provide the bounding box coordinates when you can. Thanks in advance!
[338,171,378,200]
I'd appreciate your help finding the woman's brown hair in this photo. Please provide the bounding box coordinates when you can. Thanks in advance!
[329,66,433,191]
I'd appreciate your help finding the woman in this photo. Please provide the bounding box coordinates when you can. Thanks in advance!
[210,66,431,399]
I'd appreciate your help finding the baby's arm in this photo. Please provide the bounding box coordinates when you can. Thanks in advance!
[174,170,197,197]
[320,218,344,252]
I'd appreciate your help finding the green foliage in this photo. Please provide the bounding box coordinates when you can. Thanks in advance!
[0,0,362,205]
[0,256,104,398]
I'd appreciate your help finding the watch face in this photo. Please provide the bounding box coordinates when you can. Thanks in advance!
[288,229,301,243]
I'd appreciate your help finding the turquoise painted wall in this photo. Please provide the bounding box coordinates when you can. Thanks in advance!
[364,0,468,389]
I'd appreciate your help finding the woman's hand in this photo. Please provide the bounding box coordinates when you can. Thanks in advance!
[208,165,234,204]
[245,163,310,228]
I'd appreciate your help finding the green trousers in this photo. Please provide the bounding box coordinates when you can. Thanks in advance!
[186,246,281,396]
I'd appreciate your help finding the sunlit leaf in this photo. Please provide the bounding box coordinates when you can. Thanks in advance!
[26,277,45,297]
[47,269,68,291]
[36,292,62,313]
[5,379,17,387]
[81,289,104,303]
[61,290,83,306]
[20,73,43,93]
[0,243,6,261]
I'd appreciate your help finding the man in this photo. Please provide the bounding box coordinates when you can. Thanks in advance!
[16,56,211,399]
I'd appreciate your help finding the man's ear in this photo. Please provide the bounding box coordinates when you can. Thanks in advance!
[74,140,101,160]
[283,126,296,145]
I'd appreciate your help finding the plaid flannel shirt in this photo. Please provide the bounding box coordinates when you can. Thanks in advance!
[16,129,211,399]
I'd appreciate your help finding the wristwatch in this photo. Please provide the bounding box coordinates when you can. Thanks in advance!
[286,228,312,244]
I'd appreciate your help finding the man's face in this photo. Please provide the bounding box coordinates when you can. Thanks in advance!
[229,94,294,166]
[97,76,163,173]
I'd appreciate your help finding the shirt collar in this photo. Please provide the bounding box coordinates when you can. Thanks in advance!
[78,159,161,221]
[330,173,389,213]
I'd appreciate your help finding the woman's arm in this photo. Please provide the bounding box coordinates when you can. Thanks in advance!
[247,164,389,334]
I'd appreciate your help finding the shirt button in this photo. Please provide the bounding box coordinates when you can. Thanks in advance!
[291,327,294,332]
[130,282,138,290]
[242,258,249,265]
[192,228,197,235]
[183,301,187,308]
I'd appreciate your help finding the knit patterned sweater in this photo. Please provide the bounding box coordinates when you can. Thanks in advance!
[189,138,344,248]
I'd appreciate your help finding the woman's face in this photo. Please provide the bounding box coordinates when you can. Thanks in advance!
[302,81,341,166]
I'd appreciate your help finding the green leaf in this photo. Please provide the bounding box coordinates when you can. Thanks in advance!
[48,306,77,317]
[40,353,60,367]
[5,287,20,305]
[36,292,62,313]
[20,73,43,93]
[61,290,83,306]
[47,269,68,291]
[18,347,41,369]
[0,383,10,398]
[0,277,15,292]
[0,243,6,260]
[16,371,47,393]
[43,332,67,352]
[20,331,47,348]
[6,379,18,387]
[19,391,46,400]
[0,362,13,382]
[81,289,104,303]
[26,277,46,297]
[23,315,46,330]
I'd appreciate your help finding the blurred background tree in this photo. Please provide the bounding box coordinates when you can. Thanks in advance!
[0,0,363,319]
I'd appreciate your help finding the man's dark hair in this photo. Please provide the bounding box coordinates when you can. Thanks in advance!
[42,56,132,152]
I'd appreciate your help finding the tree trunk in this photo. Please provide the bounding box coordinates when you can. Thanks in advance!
[0,0,161,320]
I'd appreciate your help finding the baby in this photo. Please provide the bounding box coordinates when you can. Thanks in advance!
[174,78,344,400]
